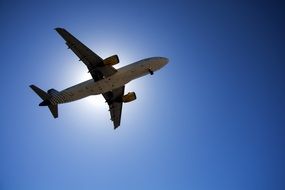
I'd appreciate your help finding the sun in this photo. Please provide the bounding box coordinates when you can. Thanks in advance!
[73,70,109,111]
[80,95,108,112]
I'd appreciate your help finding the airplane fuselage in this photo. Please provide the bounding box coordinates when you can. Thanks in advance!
[49,57,168,104]
[30,27,169,128]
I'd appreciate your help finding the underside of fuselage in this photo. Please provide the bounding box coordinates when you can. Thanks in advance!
[57,57,167,104]
[30,27,169,129]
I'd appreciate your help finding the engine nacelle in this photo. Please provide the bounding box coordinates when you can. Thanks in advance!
[122,92,136,103]
[103,55,119,66]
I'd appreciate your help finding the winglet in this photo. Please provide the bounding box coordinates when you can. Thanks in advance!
[114,124,120,130]
[54,27,64,31]
[55,27,67,36]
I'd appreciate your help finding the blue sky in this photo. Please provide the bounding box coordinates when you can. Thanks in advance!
[0,0,284,189]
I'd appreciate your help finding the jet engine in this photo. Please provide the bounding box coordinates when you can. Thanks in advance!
[121,92,136,103]
[103,55,119,66]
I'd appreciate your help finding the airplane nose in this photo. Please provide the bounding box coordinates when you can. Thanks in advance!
[146,57,168,70]
[162,57,169,64]
[160,57,169,66]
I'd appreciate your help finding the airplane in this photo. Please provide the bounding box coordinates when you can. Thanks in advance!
[30,28,168,129]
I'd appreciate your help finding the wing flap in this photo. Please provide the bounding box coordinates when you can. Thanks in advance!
[109,102,123,129]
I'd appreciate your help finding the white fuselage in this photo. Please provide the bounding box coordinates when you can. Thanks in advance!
[52,57,168,104]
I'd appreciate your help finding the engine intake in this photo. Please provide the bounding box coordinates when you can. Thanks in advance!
[103,55,119,66]
[122,92,136,103]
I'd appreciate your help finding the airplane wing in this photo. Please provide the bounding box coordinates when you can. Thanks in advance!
[56,28,124,129]
[55,28,117,81]
[103,86,125,129]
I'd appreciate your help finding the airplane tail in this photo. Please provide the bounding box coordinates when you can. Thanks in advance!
[30,84,58,118]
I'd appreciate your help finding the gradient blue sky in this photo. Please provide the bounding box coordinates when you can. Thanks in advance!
[0,0,284,189]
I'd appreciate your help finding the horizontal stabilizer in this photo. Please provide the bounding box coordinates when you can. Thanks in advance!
[48,105,58,118]
[30,85,50,100]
